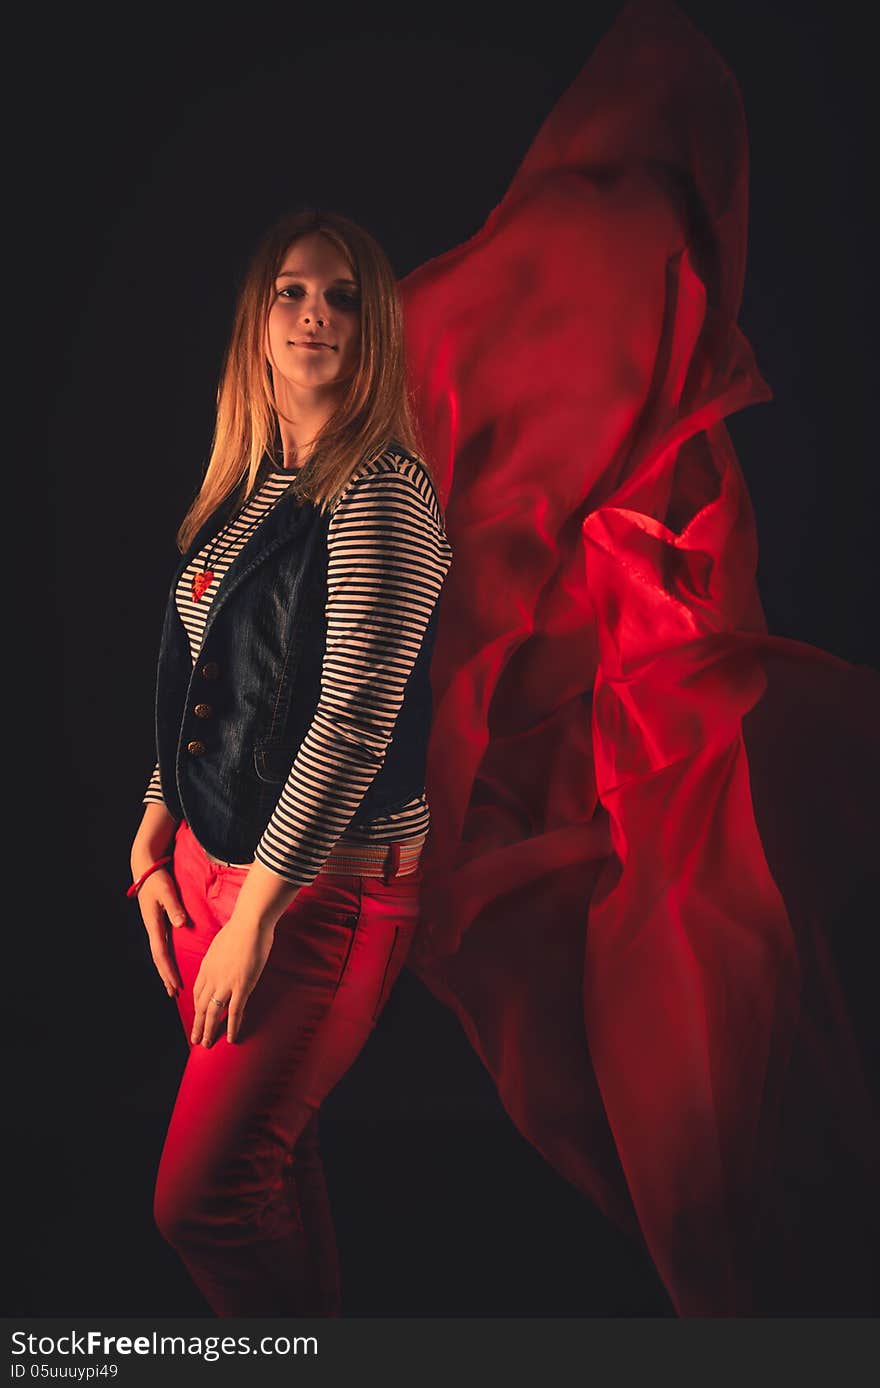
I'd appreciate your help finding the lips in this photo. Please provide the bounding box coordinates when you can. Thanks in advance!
[292,341,336,350]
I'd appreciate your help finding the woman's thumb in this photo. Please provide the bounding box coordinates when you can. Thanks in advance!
[164,893,188,928]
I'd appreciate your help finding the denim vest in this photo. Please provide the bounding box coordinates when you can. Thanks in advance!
[152,454,440,864]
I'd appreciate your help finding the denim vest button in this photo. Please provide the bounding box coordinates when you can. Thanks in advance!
[201,661,221,679]
[186,739,207,756]
[194,703,213,718]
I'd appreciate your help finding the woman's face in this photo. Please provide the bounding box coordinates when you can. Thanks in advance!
[265,231,361,396]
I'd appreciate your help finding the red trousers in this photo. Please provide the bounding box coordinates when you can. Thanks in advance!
[153,818,422,1317]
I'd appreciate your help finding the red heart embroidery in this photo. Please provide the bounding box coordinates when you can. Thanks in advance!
[191,570,214,601]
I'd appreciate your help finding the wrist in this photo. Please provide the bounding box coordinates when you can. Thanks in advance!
[132,807,178,875]
[131,843,172,877]
[226,908,281,938]
[127,855,173,897]
[232,861,301,934]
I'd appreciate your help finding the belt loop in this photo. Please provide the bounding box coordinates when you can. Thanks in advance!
[382,842,401,884]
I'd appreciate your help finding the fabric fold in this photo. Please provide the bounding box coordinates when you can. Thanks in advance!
[399,0,879,1314]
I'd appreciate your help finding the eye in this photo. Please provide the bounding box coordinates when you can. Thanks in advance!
[275,284,360,308]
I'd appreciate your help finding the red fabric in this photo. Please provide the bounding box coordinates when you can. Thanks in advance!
[400,0,880,1316]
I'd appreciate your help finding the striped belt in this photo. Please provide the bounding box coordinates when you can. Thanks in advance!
[205,833,427,884]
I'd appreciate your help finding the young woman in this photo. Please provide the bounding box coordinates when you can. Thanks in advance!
[128,0,878,1321]
[128,208,453,1317]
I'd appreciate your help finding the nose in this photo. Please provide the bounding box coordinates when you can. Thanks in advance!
[300,294,326,328]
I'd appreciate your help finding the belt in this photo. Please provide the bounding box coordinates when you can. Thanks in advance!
[204,833,427,885]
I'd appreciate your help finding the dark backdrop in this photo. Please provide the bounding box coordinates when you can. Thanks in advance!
[25,0,876,1318]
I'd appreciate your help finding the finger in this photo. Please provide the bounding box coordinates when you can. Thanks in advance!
[193,967,206,1004]
[154,938,183,993]
[202,995,228,1048]
[227,994,246,1044]
[163,894,188,929]
[143,903,172,943]
[144,917,183,996]
[192,982,223,1046]
[156,961,181,997]
[191,992,208,1045]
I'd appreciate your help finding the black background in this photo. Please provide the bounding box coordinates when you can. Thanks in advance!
[25,0,876,1318]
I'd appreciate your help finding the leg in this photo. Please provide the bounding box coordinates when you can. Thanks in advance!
[285,1109,341,1317]
[152,820,420,1317]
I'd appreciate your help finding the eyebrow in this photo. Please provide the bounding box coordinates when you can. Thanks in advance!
[275,271,359,286]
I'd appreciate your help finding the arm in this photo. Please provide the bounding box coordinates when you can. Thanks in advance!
[142,761,166,807]
[234,461,452,929]
[131,799,178,875]
[130,788,186,1002]
[133,763,179,872]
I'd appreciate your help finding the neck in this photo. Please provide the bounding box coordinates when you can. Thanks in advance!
[273,380,343,469]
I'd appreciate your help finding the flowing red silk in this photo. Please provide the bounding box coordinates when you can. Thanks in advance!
[399,0,879,1316]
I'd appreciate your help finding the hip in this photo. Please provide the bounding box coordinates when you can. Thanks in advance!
[195,828,427,883]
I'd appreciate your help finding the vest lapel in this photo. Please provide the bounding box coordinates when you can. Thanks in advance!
[167,474,317,602]
[162,468,327,659]
[195,490,320,641]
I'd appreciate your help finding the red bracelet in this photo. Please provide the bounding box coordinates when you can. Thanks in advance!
[126,855,173,898]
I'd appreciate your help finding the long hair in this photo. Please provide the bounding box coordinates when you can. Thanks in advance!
[175,208,434,553]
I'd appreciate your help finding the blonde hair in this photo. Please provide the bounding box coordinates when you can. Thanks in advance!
[176,208,434,553]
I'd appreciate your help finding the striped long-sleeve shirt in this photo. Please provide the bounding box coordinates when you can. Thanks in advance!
[144,449,453,885]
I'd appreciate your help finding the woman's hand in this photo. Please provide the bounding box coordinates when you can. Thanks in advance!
[190,915,277,1047]
[131,804,185,997]
[134,867,186,998]
[188,857,301,1044]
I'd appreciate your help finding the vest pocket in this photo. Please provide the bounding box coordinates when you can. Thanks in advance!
[253,739,297,783]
